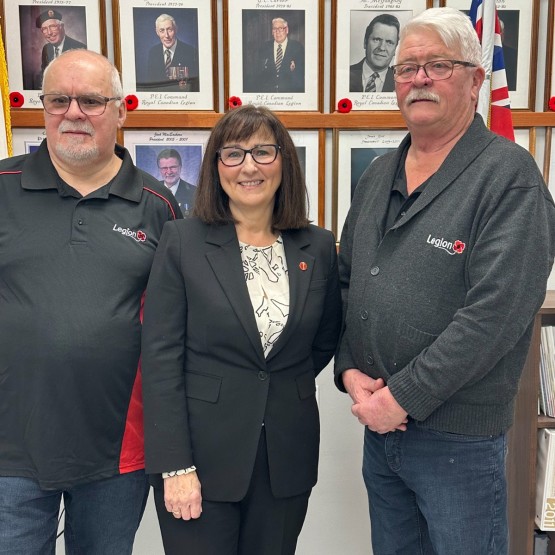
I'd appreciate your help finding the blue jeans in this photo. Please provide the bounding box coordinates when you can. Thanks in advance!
[362,421,508,555]
[0,471,149,555]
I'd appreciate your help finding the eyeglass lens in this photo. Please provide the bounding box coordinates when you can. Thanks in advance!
[41,95,111,116]
[219,145,279,166]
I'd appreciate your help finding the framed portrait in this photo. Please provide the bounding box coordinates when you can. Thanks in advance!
[442,0,539,110]
[289,130,322,226]
[332,0,431,112]
[546,0,555,108]
[113,0,217,111]
[333,129,407,238]
[224,0,323,111]
[1,0,104,108]
[544,128,554,191]
[12,128,45,156]
[123,129,210,216]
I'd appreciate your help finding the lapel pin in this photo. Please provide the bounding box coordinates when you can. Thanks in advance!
[299,262,308,271]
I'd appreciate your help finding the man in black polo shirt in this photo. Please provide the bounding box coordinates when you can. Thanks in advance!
[0,50,181,554]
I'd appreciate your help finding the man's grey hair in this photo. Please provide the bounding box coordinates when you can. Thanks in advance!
[156,14,177,30]
[400,7,482,67]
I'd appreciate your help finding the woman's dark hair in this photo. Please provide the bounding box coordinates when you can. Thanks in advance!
[193,105,309,230]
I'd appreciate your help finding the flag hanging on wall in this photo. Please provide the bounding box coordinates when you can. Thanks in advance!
[469,0,515,141]
[0,22,12,158]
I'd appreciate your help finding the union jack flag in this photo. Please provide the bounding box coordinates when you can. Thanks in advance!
[469,0,515,141]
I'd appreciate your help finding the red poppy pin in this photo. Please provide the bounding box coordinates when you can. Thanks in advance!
[9,92,24,108]
[453,240,465,254]
[124,95,139,111]
[337,98,352,113]
[299,262,308,271]
[136,230,147,242]
[549,96,555,112]
[229,96,242,109]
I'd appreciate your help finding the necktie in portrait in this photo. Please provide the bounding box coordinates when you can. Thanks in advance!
[365,72,378,92]
[165,49,172,76]
[275,44,283,73]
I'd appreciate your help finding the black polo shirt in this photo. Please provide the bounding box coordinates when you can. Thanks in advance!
[0,140,181,490]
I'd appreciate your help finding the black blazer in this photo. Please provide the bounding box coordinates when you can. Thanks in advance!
[142,219,341,501]
[140,39,199,92]
[349,59,395,92]
[246,39,305,93]
[161,178,196,216]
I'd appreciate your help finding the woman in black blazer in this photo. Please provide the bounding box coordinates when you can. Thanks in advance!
[141,105,341,555]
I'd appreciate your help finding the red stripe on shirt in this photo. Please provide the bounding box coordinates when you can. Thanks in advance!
[143,186,178,220]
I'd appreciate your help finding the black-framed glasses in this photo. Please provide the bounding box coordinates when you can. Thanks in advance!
[391,59,477,83]
[39,94,122,116]
[217,144,281,167]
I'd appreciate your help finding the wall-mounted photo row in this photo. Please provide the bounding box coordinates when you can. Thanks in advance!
[224,0,323,112]
[332,127,534,239]
[123,128,323,225]
[442,0,538,110]
[332,0,431,112]
[12,128,45,155]
[1,0,105,109]
[113,0,217,111]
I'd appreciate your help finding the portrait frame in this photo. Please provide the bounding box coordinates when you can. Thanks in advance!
[331,0,431,112]
[1,0,105,108]
[545,0,554,109]
[123,128,210,184]
[441,0,539,110]
[332,128,407,238]
[113,0,217,111]
[223,0,323,112]
[544,127,553,191]
[12,128,45,156]
[289,130,323,227]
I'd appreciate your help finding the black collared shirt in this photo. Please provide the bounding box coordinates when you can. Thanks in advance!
[0,140,181,489]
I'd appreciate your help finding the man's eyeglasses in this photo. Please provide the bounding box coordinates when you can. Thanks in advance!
[39,94,122,116]
[41,24,61,34]
[159,166,180,173]
[391,59,477,83]
[217,144,281,167]
[272,27,287,32]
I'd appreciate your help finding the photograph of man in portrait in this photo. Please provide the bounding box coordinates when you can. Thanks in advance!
[351,148,394,199]
[348,10,412,94]
[134,8,200,93]
[498,10,519,92]
[242,10,306,94]
[135,145,202,217]
[19,6,87,90]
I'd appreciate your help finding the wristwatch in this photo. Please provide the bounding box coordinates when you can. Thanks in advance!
[162,465,197,479]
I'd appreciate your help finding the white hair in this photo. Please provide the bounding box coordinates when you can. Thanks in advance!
[400,7,482,66]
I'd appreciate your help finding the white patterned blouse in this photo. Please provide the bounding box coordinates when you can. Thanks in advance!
[239,236,289,357]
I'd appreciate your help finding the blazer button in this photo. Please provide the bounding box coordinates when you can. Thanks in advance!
[370,266,380,276]
[258,371,268,381]
[366,355,374,366]
[360,309,368,320]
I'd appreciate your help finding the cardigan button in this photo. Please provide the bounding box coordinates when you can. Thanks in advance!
[258,371,268,381]
[366,355,374,366]
[360,310,368,320]
[370,266,380,276]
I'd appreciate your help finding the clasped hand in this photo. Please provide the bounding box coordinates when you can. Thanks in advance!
[342,369,408,434]
[164,471,203,521]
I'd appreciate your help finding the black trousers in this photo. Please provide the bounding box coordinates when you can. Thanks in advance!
[153,428,311,555]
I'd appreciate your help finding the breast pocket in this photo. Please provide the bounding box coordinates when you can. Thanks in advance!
[185,371,222,403]
[393,321,438,370]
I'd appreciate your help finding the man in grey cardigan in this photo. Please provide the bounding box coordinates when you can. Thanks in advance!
[335,8,555,555]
